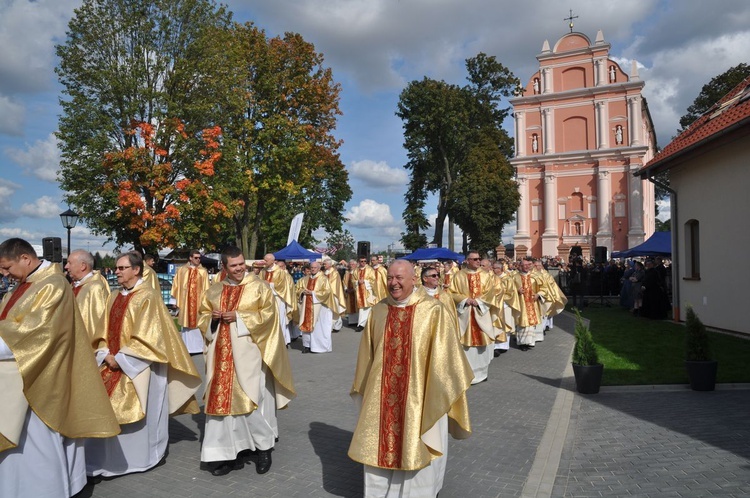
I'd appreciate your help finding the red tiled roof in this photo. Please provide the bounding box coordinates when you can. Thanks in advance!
[640,75,750,174]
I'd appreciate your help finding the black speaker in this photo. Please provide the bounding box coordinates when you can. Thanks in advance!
[594,246,608,264]
[357,241,371,258]
[43,237,63,263]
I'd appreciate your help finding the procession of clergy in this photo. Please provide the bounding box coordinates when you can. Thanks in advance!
[0,236,566,498]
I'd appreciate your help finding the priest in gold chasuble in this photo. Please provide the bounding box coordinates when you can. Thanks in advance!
[197,247,296,477]
[513,258,546,350]
[323,257,347,332]
[353,257,378,330]
[349,260,472,498]
[295,261,336,354]
[343,259,359,324]
[66,249,110,341]
[490,261,521,357]
[533,260,568,338]
[172,249,211,353]
[0,238,120,498]
[86,251,201,478]
[448,251,500,384]
[260,253,296,345]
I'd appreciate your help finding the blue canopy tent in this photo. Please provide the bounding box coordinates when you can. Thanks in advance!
[273,240,322,261]
[611,231,671,258]
[400,247,465,263]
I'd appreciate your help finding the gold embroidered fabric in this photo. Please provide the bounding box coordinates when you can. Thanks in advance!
[0,264,119,452]
[95,284,201,425]
[448,269,499,347]
[172,264,210,329]
[74,271,110,341]
[349,287,472,471]
[198,275,296,414]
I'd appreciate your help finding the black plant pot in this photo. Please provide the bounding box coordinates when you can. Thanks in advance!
[685,360,718,391]
[572,363,603,394]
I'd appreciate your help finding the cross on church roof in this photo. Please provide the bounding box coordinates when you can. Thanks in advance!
[564,9,578,33]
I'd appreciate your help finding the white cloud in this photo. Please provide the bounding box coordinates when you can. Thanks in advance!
[0,227,42,239]
[19,195,61,218]
[349,159,408,188]
[0,178,20,223]
[0,0,77,95]
[5,133,61,182]
[0,95,24,136]
[345,199,397,228]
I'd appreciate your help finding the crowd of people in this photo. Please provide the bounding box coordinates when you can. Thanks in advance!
[3,235,651,497]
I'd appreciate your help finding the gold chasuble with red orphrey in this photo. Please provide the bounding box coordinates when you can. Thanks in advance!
[172,264,210,329]
[0,263,120,454]
[197,275,296,418]
[448,269,498,348]
[206,284,244,415]
[467,273,485,346]
[355,265,377,310]
[349,287,472,471]
[100,292,135,396]
[95,284,201,425]
[186,268,200,328]
[378,304,415,468]
[513,272,545,328]
[299,277,317,333]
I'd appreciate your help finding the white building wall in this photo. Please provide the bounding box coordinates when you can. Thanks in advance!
[673,136,749,333]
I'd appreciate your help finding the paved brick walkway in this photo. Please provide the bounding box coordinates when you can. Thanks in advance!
[76,312,750,497]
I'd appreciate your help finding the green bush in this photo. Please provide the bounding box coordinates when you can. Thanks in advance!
[572,308,599,366]
[685,306,711,361]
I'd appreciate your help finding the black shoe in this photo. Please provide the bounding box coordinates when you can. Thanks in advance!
[356,326,364,332]
[302,347,310,354]
[493,349,502,358]
[256,449,272,474]
[238,449,258,463]
[210,459,244,476]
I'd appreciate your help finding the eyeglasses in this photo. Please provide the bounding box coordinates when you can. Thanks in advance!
[115,266,132,271]
[424,274,438,278]
[467,257,480,261]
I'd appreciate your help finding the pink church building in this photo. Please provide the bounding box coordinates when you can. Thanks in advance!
[510,30,656,260]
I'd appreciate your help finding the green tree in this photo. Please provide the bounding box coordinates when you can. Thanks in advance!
[397,53,519,251]
[326,230,356,262]
[448,131,520,254]
[679,63,750,131]
[655,218,671,232]
[55,0,232,253]
[192,23,351,258]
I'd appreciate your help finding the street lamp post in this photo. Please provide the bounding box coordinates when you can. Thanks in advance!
[59,208,79,258]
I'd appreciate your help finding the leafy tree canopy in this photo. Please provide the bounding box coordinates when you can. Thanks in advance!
[678,63,750,131]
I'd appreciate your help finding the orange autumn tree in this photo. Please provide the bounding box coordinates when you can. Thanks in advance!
[101,118,229,254]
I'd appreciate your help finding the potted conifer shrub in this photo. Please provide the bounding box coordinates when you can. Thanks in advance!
[685,306,718,391]
[571,309,603,394]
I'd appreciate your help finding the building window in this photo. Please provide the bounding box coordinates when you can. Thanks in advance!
[685,219,700,279]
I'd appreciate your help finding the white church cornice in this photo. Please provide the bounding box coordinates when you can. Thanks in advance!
[510,80,644,105]
[511,145,650,168]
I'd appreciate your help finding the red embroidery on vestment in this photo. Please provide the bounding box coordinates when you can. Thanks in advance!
[101,292,136,396]
[0,282,31,320]
[206,284,244,415]
[378,304,415,468]
[300,277,317,333]
[186,268,199,328]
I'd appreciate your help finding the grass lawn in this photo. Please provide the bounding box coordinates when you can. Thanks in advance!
[574,304,750,386]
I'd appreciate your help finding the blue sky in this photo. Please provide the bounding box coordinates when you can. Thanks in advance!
[1,0,748,255]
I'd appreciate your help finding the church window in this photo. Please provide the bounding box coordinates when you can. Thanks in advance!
[685,220,700,279]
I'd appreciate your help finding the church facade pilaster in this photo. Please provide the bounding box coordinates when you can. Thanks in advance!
[515,111,526,157]
[542,107,554,154]
[596,100,608,149]
[596,168,613,251]
[542,171,559,256]
[628,96,642,146]
[627,164,646,247]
